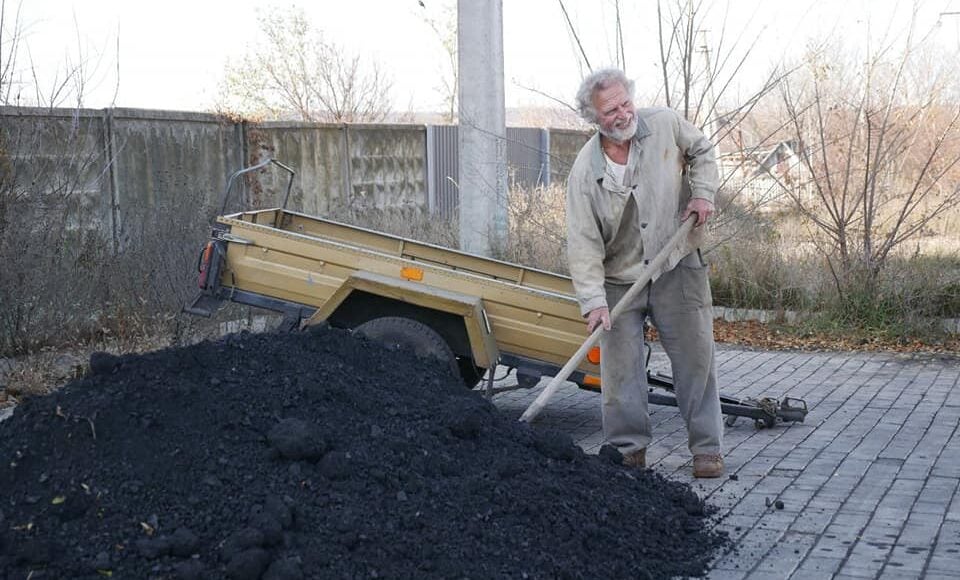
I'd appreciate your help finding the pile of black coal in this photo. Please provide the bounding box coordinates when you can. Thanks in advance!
[0,325,728,579]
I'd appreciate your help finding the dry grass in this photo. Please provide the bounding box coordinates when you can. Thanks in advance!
[3,349,87,401]
[0,305,257,403]
[1,323,173,403]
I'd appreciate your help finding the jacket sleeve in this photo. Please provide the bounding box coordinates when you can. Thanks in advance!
[565,169,608,317]
[675,114,719,203]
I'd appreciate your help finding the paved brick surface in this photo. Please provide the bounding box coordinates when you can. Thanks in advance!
[489,346,960,579]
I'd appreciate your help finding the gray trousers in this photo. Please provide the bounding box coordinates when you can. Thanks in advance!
[599,251,723,456]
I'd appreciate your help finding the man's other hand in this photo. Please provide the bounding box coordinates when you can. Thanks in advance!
[682,198,714,227]
[586,307,612,333]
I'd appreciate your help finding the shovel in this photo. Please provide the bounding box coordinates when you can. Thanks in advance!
[519,215,698,423]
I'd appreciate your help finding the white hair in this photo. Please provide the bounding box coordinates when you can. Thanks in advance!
[574,68,636,124]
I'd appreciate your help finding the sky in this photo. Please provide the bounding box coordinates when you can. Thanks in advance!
[10,0,960,114]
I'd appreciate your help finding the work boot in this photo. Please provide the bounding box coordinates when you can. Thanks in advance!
[622,448,646,468]
[693,454,724,478]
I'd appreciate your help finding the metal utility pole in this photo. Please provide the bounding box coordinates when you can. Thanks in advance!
[457,0,508,257]
[939,11,960,51]
[696,29,722,179]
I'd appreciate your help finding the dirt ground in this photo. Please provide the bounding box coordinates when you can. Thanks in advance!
[0,325,728,579]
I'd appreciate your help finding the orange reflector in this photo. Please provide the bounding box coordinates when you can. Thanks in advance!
[198,241,214,289]
[587,346,601,364]
[583,375,601,387]
[401,267,424,281]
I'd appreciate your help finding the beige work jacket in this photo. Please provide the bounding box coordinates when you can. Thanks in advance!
[565,107,719,316]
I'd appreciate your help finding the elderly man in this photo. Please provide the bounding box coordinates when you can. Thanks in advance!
[565,68,724,478]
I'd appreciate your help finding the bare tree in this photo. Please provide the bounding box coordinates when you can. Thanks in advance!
[554,0,795,234]
[0,0,115,108]
[0,0,25,104]
[418,0,458,123]
[778,21,960,291]
[541,1,815,234]
[0,0,183,356]
[220,9,393,123]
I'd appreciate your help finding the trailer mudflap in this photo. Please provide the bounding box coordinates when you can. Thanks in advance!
[183,237,228,318]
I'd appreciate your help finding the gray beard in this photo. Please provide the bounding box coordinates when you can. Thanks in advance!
[599,118,638,142]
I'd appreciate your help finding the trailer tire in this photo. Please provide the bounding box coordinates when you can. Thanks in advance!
[457,358,487,389]
[354,317,460,380]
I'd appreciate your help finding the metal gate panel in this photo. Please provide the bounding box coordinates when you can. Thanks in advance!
[426,124,459,220]
[506,127,548,190]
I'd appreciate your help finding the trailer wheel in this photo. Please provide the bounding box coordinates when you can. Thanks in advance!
[457,358,487,389]
[354,317,459,380]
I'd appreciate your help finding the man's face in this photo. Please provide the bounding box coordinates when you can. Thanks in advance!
[592,82,636,142]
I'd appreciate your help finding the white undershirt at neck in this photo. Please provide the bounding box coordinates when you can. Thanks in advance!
[603,152,627,186]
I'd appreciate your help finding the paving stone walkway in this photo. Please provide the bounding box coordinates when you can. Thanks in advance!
[490,346,960,580]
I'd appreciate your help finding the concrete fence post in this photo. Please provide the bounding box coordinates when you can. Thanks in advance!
[238,120,249,207]
[425,124,437,214]
[342,124,352,202]
[539,128,551,187]
[100,108,121,253]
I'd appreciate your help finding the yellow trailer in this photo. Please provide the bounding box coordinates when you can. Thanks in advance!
[185,160,807,426]
[185,160,601,392]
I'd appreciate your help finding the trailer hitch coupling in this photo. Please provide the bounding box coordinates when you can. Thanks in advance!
[724,395,809,429]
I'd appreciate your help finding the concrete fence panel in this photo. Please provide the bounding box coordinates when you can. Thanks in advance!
[251,123,427,216]
[347,124,427,210]
[0,107,111,236]
[253,123,347,216]
[1,105,592,232]
[108,109,243,248]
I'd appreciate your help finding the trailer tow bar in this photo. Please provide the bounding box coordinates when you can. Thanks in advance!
[645,370,808,429]
[634,340,809,428]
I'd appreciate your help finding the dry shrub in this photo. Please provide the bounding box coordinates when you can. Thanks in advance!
[504,184,568,274]
[807,254,960,338]
[325,203,459,249]
[0,115,113,355]
[707,203,960,339]
[0,188,213,357]
[706,209,823,312]
[327,184,570,275]
[0,113,222,358]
